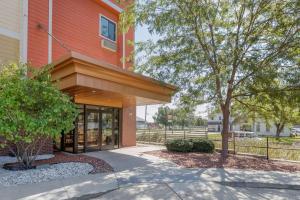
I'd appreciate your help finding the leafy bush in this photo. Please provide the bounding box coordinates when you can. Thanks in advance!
[165,139,193,152]
[165,138,215,153]
[0,63,78,169]
[191,138,215,153]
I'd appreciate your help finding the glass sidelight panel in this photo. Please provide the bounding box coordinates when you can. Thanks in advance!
[63,130,74,153]
[87,111,101,150]
[77,113,85,152]
[101,112,114,149]
[114,109,119,148]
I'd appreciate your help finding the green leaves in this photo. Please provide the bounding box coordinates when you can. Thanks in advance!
[127,0,299,107]
[0,63,78,147]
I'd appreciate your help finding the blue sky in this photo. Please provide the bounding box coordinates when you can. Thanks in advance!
[135,26,208,122]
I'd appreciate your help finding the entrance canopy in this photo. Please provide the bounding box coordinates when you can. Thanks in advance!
[51,52,176,107]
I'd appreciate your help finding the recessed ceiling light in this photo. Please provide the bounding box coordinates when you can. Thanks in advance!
[92,90,96,93]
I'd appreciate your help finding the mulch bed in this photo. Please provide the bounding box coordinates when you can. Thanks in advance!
[34,152,114,173]
[147,150,300,172]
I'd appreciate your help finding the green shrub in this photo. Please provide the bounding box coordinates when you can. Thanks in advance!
[165,139,193,152]
[191,138,215,153]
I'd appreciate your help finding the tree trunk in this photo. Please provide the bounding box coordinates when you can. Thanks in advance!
[221,105,230,157]
[275,123,284,138]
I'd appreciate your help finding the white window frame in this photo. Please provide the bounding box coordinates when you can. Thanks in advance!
[99,14,117,43]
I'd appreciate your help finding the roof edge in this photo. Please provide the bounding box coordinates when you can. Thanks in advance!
[52,51,178,91]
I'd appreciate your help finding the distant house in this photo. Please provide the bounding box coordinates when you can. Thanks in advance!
[208,113,291,136]
[207,113,234,132]
[136,116,147,129]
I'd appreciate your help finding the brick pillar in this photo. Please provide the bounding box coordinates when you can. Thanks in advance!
[121,97,136,147]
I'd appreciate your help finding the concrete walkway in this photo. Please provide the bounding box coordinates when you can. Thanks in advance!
[1,144,300,200]
[1,173,117,200]
[86,144,300,200]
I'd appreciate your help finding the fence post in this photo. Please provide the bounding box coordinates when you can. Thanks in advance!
[233,133,236,154]
[164,124,167,143]
[148,128,151,144]
[184,127,186,139]
[266,137,269,160]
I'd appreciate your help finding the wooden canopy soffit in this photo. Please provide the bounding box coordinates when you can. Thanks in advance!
[51,52,177,105]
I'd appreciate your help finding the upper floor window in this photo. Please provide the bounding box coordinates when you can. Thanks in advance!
[100,16,116,42]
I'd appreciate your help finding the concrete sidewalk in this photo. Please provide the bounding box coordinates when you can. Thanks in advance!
[0,173,117,200]
[2,144,300,200]
[86,145,300,187]
[86,145,300,199]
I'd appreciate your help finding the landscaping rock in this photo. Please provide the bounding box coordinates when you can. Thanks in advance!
[0,162,93,186]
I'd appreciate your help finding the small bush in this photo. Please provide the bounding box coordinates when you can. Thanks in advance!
[165,139,193,152]
[192,138,215,153]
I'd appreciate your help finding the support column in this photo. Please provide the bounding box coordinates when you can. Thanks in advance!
[121,97,136,147]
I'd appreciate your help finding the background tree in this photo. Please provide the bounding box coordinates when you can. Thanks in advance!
[122,0,299,156]
[234,81,300,137]
[194,117,208,127]
[153,106,171,128]
[153,105,200,129]
[0,64,78,169]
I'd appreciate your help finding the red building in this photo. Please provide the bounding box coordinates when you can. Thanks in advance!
[0,0,175,155]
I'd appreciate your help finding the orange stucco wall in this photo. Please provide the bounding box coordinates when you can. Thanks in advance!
[28,0,49,67]
[28,0,134,69]
[27,0,136,147]
[122,97,136,147]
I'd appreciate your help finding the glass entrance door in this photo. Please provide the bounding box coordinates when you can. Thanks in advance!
[86,110,101,151]
[101,112,114,150]
[62,104,120,153]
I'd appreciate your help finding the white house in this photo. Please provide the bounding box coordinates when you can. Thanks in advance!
[207,113,290,137]
[136,116,147,129]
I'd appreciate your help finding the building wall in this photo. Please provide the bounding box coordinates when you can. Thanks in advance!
[27,0,49,67]
[208,113,291,137]
[232,120,290,136]
[0,35,19,64]
[122,97,136,147]
[0,0,22,64]
[27,0,134,69]
[0,0,20,33]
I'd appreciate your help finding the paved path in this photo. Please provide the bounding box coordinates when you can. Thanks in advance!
[86,144,300,200]
[1,144,300,200]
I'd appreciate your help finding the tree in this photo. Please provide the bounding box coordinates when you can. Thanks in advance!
[153,105,197,129]
[122,0,299,156]
[0,63,78,169]
[234,82,300,137]
[195,117,208,127]
[153,106,171,127]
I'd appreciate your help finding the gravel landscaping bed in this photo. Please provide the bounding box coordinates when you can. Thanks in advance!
[0,152,114,186]
[36,152,114,173]
[147,150,300,172]
[0,162,93,186]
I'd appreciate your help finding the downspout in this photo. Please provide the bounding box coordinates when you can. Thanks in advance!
[122,32,126,69]
[122,15,126,70]
[48,0,53,64]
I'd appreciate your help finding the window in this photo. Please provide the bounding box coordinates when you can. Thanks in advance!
[100,16,116,42]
